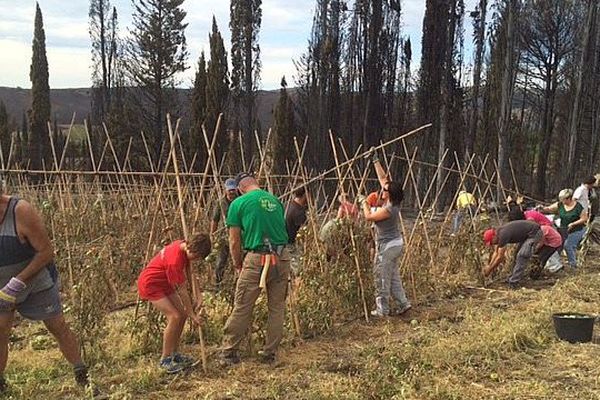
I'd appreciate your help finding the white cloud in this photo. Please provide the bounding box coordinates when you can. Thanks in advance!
[1,0,482,90]
[46,46,91,88]
[0,38,90,88]
[0,39,32,88]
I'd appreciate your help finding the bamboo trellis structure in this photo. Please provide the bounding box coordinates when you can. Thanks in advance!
[0,116,547,360]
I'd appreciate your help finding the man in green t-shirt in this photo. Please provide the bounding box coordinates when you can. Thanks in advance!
[220,172,290,366]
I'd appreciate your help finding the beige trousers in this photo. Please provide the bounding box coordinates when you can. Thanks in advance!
[222,247,290,355]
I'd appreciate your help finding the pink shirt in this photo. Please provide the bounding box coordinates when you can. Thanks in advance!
[524,210,552,226]
[540,225,562,248]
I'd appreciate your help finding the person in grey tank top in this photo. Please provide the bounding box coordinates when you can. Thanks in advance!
[0,189,99,395]
[359,148,412,318]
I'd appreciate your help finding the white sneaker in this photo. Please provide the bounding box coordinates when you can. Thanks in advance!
[370,309,387,318]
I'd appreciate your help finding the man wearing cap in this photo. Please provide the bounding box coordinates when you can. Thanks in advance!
[210,178,239,289]
[482,220,543,288]
[220,172,290,366]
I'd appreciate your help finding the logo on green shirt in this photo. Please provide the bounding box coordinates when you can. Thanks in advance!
[259,197,278,212]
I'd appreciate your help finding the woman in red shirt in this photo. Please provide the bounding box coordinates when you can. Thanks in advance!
[138,233,211,373]
[336,194,359,220]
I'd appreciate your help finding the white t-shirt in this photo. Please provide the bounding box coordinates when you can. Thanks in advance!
[573,184,590,213]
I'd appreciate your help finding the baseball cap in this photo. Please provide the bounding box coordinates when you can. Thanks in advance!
[224,178,237,191]
[483,229,496,246]
[235,172,254,185]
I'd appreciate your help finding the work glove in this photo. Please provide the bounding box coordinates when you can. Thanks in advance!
[364,146,380,163]
[366,192,380,207]
[0,278,26,310]
[370,147,380,163]
[356,194,367,205]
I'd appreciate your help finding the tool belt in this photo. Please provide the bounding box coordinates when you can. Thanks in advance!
[248,245,286,256]
[248,245,286,268]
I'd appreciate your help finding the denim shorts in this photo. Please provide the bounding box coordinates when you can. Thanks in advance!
[1,280,62,321]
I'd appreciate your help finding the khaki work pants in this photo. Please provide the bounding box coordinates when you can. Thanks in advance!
[222,248,290,355]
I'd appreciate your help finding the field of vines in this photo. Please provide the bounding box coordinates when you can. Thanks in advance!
[5,124,598,398]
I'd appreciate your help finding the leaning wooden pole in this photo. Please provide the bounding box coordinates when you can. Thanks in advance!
[281,123,432,198]
[167,115,208,373]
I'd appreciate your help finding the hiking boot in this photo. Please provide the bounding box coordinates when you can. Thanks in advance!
[74,368,106,399]
[0,376,7,394]
[257,350,275,364]
[159,356,185,374]
[173,352,199,367]
[391,304,412,317]
[219,352,240,368]
[74,366,89,387]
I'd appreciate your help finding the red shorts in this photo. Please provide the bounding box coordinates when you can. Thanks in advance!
[137,272,175,301]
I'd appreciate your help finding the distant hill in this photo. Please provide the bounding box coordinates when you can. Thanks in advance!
[0,86,285,130]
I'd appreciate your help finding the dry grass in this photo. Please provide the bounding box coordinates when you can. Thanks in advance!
[2,164,597,399]
[3,247,600,399]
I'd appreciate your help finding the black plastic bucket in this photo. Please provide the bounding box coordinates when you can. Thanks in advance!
[552,313,595,343]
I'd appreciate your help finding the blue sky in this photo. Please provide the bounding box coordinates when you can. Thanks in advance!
[0,0,478,90]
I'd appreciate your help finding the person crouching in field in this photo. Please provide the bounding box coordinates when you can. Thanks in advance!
[482,220,542,289]
[137,234,211,374]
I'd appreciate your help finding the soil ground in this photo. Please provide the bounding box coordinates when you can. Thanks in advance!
[3,249,600,399]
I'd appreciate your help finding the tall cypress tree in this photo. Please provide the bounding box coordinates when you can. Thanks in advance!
[189,51,207,161]
[270,76,296,174]
[230,0,262,163]
[205,16,229,159]
[127,0,189,163]
[29,2,51,171]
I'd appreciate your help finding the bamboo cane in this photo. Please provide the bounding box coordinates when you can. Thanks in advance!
[167,115,207,373]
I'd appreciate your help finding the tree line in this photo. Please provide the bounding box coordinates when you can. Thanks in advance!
[0,0,599,202]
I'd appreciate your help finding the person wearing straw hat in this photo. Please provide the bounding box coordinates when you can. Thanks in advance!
[539,189,588,269]
[359,148,411,318]
[210,178,239,289]
[137,234,211,373]
[220,172,290,366]
[482,220,543,289]
[0,190,95,394]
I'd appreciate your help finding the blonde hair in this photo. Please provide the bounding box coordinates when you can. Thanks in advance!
[558,188,573,200]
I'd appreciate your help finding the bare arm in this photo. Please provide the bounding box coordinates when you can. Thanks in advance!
[484,246,506,276]
[362,201,391,222]
[568,209,588,231]
[541,202,559,214]
[229,226,243,271]
[14,201,54,283]
[174,283,201,325]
